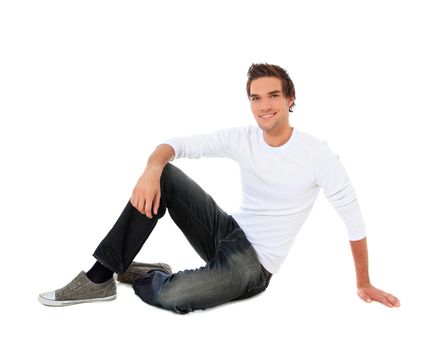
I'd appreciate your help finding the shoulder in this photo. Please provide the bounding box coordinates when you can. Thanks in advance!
[293,129,329,154]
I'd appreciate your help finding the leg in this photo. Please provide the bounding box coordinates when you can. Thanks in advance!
[93,163,236,273]
[40,163,272,308]
[133,228,271,314]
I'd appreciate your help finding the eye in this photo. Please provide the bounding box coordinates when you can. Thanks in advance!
[251,97,259,101]
[270,94,279,98]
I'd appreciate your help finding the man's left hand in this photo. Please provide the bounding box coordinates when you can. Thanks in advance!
[357,283,401,308]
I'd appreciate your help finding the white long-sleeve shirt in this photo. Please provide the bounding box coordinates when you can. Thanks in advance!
[163,124,366,274]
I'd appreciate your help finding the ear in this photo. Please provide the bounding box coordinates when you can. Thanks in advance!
[288,97,294,107]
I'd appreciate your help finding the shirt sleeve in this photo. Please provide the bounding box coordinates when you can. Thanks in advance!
[162,127,242,161]
[311,142,366,241]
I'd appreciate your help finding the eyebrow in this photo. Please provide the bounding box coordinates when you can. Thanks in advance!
[250,90,282,98]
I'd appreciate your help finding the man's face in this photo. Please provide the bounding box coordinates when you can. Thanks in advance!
[249,77,294,133]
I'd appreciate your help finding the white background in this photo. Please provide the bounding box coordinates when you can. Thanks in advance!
[1,0,436,349]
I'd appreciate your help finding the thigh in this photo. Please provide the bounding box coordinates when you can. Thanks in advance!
[133,230,266,314]
[160,163,238,262]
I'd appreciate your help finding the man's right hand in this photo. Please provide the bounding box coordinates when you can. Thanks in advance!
[130,165,163,219]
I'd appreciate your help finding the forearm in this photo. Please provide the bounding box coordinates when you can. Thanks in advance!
[349,237,370,287]
[146,144,175,172]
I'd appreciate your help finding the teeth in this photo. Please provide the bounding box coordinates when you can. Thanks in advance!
[261,113,274,118]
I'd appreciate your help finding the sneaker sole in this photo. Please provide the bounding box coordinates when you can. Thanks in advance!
[38,293,117,307]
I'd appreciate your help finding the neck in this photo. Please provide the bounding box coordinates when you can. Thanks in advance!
[263,125,293,147]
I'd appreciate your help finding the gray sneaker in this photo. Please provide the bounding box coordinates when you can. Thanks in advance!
[117,262,172,284]
[38,271,117,307]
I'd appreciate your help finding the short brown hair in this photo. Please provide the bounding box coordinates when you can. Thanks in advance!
[246,63,296,112]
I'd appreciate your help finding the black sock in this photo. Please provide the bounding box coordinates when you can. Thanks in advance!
[86,261,114,284]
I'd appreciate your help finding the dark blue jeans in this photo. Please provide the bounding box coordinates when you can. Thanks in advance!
[93,163,272,314]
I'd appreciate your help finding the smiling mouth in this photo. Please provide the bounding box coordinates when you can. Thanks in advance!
[259,112,276,119]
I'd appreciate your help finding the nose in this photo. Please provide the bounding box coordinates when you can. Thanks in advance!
[260,99,272,112]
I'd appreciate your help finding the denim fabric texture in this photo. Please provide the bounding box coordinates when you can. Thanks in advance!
[93,163,272,314]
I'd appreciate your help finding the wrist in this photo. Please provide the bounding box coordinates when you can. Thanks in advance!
[145,162,164,172]
[357,280,371,288]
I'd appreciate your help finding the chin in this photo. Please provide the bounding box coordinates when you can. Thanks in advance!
[256,123,267,130]
[258,125,274,132]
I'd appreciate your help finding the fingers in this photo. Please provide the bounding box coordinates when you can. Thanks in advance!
[385,293,401,307]
[130,193,139,210]
[377,294,395,308]
[144,192,160,219]
[371,290,400,308]
[131,190,160,219]
[130,171,162,218]
[130,191,149,217]
[358,289,401,308]
[153,191,161,216]
[358,290,372,303]
[144,194,153,219]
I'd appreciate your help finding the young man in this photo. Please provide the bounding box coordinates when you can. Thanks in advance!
[39,63,400,313]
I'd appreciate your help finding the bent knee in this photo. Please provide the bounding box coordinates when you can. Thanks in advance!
[132,270,169,305]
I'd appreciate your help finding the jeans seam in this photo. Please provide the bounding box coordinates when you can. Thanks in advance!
[169,193,219,243]
[126,193,220,267]
[92,253,121,274]
[164,164,227,247]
